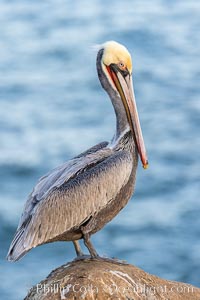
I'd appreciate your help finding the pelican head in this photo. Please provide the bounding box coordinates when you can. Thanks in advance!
[97,41,148,169]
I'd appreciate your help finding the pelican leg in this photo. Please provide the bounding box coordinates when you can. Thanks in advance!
[73,240,84,257]
[82,232,98,258]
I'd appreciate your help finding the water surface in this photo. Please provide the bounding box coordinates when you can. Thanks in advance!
[0,0,200,299]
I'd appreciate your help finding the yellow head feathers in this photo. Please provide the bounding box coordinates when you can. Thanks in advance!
[102,41,132,74]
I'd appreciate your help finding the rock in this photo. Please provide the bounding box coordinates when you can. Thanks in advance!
[25,257,200,300]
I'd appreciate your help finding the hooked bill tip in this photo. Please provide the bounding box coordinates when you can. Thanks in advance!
[143,161,149,169]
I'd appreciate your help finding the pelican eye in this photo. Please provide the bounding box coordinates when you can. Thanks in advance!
[109,63,129,77]
[118,62,126,70]
[116,62,129,77]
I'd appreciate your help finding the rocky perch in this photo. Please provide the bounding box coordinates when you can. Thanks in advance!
[25,257,200,300]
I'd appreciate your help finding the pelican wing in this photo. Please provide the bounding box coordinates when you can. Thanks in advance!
[7,144,133,261]
[24,149,133,250]
[8,142,111,259]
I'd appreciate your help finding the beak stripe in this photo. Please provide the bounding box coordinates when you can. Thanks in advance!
[106,65,148,169]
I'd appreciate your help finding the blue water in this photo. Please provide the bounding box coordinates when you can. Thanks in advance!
[0,0,200,299]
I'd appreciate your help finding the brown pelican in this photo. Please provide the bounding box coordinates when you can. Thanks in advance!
[7,41,148,261]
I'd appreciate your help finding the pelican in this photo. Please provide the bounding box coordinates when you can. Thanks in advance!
[7,41,148,261]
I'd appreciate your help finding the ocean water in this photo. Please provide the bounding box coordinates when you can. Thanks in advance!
[0,0,200,299]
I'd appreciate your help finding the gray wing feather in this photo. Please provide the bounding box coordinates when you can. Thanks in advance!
[24,149,133,248]
[7,142,133,261]
[7,142,108,260]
